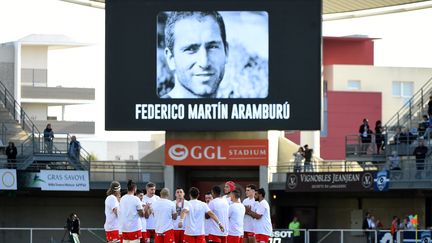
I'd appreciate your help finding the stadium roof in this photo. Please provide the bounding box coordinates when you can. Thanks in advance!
[61,0,430,14]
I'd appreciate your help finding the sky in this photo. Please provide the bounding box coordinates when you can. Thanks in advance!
[1,0,432,140]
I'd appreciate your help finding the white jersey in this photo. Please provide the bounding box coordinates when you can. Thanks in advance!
[139,200,147,232]
[208,197,229,236]
[153,198,176,233]
[223,195,240,205]
[242,197,257,233]
[205,216,212,236]
[183,199,211,236]
[119,194,143,233]
[254,199,272,236]
[104,195,119,231]
[143,194,160,230]
[228,203,245,236]
[173,199,187,230]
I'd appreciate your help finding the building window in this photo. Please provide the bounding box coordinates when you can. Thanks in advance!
[392,81,414,98]
[347,80,361,90]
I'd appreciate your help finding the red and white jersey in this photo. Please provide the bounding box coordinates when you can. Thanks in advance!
[153,198,176,233]
[104,195,119,231]
[183,199,211,236]
[242,197,257,232]
[119,194,143,233]
[228,203,245,236]
[208,197,229,236]
[143,194,160,230]
[254,199,272,236]
[173,199,187,230]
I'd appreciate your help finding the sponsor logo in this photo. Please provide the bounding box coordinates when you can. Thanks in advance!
[287,174,298,189]
[361,173,373,188]
[270,230,294,243]
[168,144,189,161]
[2,171,15,188]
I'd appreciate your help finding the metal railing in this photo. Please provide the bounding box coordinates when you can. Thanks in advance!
[0,81,90,170]
[0,81,41,135]
[385,75,432,134]
[21,68,47,87]
[0,228,105,243]
[89,160,164,183]
[0,122,7,145]
[345,132,432,159]
[2,228,429,243]
[271,158,432,185]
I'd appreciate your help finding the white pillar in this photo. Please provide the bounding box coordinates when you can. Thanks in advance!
[164,165,174,196]
[259,165,269,202]
[14,42,22,105]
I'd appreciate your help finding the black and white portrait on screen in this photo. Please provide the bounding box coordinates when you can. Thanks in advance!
[157,11,269,99]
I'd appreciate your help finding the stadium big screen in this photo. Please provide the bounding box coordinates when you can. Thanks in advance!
[106,0,321,131]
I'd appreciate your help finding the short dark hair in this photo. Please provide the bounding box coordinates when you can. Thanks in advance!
[246,184,257,191]
[164,11,228,54]
[230,189,240,199]
[146,182,156,188]
[257,188,266,198]
[189,187,200,199]
[127,179,136,192]
[136,189,143,194]
[211,185,222,197]
[205,191,212,196]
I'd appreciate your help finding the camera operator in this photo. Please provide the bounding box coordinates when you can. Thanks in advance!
[66,213,80,243]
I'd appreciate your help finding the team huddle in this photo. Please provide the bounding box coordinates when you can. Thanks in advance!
[104,180,272,243]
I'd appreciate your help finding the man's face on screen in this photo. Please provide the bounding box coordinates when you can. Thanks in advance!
[166,15,227,97]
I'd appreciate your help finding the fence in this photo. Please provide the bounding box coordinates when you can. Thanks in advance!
[1,228,430,243]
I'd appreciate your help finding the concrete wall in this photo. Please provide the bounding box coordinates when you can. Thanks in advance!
[0,192,106,228]
[21,103,47,120]
[21,45,48,69]
[327,65,432,123]
[0,43,15,92]
[79,140,157,161]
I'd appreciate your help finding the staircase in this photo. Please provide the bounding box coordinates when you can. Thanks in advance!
[0,81,91,170]
[346,75,432,162]
[385,75,432,138]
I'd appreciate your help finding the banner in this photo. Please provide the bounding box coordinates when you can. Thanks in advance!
[165,139,268,166]
[0,169,17,190]
[286,172,374,192]
[40,170,89,191]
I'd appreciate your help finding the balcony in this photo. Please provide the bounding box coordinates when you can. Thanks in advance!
[33,120,95,134]
[270,160,432,190]
[21,86,95,101]
[20,68,95,102]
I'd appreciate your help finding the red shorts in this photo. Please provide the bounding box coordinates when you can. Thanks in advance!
[140,231,148,243]
[123,230,142,241]
[155,229,175,243]
[208,234,227,243]
[106,230,120,242]
[243,232,255,238]
[184,235,206,243]
[174,230,184,243]
[146,230,156,239]
[227,235,242,243]
[255,234,269,243]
